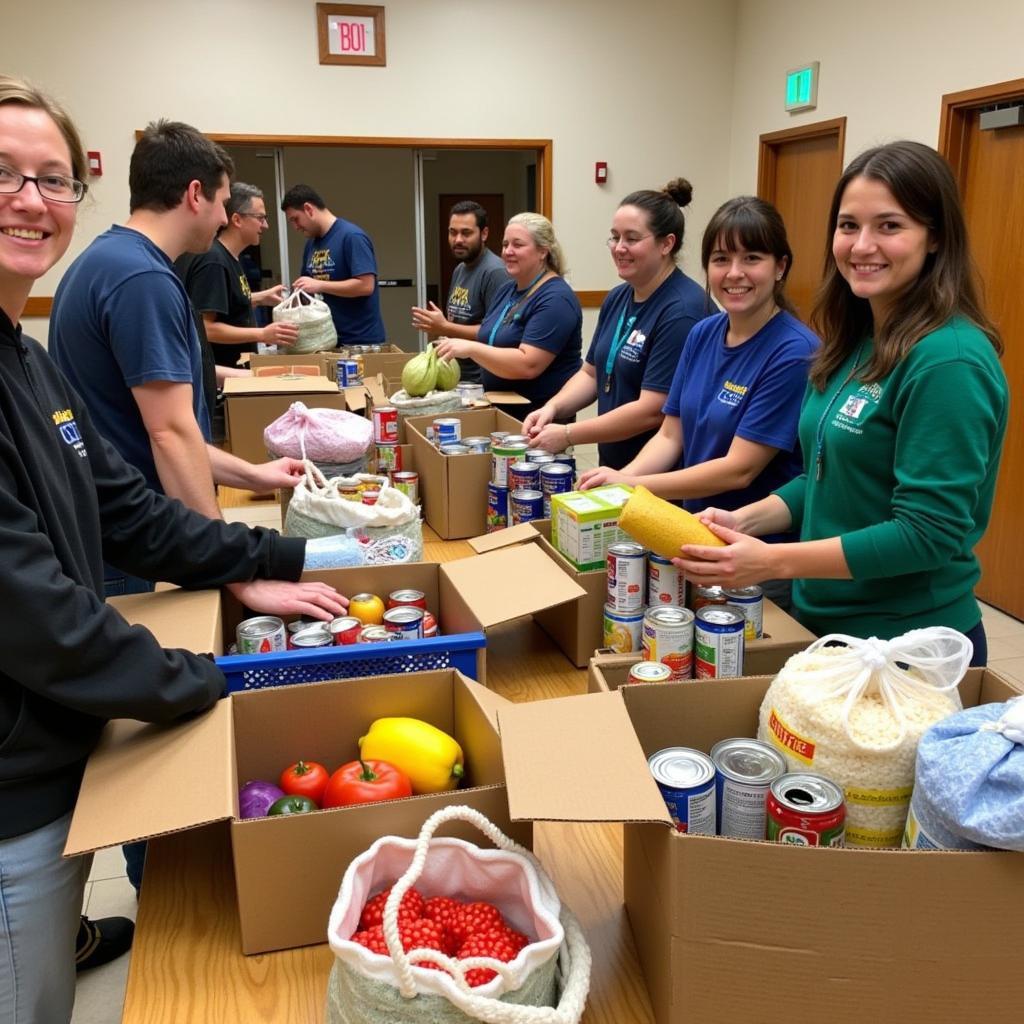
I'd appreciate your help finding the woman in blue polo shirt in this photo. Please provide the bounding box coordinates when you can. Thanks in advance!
[524,179,708,467]
[435,212,581,419]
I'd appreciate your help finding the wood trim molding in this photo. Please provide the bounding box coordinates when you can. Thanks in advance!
[757,116,847,199]
[574,290,608,308]
[24,297,53,317]
[939,77,1024,182]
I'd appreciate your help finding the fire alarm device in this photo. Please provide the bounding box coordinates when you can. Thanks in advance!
[87,151,102,177]
[595,162,608,185]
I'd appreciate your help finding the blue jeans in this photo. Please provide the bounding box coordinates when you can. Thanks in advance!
[0,813,92,1024]
[965,619,988,667]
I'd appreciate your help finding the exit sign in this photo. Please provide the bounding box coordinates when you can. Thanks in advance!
[785,62,819,113]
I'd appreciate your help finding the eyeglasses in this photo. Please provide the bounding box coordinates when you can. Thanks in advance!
[0,166,87,204]
[606,233,652,249]
[239,212,269,224]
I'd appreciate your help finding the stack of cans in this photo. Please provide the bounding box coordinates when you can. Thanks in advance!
[487,434,529,532]
[373,405,400,474]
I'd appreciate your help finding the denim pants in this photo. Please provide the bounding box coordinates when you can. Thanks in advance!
[0,813,92,1024]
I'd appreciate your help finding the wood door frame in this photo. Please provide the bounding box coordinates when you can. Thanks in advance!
[938,77,1024,180]
[756,117,847,198]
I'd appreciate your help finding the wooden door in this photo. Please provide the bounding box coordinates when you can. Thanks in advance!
[758,118,846,321]
[941,80,1024,618]
[438,193,504,313]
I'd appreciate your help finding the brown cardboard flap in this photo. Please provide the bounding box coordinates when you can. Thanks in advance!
[65,701,234,856]
[364,375,390,406]
[343,385,367,412]
[223,376,336,395]
[440,544,585,629]
[467,523,540,554]
[484,391,530,404]
[498,691,671,825]
[455,673,510,734]
[108,588,223,656]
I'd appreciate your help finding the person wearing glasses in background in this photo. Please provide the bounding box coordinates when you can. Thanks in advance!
[523,180,708,467]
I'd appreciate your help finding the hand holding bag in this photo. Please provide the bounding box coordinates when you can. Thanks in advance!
[272,288,338,354]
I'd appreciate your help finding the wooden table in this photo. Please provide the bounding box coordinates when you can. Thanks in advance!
[121,525,655,1024]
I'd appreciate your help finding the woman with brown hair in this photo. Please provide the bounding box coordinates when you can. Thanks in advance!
[678,141,1007,660]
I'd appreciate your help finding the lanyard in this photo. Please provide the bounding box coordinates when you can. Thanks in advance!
[814,343,865,481]
[487,271,547,346]
[602,297,638,392]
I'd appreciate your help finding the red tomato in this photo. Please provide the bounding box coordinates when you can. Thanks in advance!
[279,760,330,803]
[321,759,412,808]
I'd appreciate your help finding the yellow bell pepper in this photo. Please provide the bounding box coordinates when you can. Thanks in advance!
[358,717,464,794]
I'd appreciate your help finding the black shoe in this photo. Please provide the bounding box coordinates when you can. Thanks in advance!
[75,915,134,972]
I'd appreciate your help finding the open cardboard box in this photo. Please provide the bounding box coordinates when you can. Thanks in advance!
[472,521,816,669]
[405,409,525,539]
[499,668,1024,1024]
[66,670,530,955]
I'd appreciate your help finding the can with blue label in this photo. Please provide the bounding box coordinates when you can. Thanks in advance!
[510,488,544,525]
[539,462,575,518]
[486,482,509,533]
[551,452,577,475]
[433,417,462,446]
[338,359,362,387]
[649,747,717,835]
[711,737,787,839]
[525,449,556,464]
[694,606,746,679]
[508,461,540,492]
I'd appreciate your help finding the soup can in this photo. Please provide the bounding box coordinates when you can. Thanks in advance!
[607,542,647,613]
[440,443,471,456]
[289,624,333,649]
[539,462,575,517]
[525,449,555,464]
[391,470,419,504]
[338,359,362,387]
[510,489,544,525]
[648,747,717,835]
[641,605,694,679]
[376,443,401,474]
[236,616,287,655]
[724,585,764,640]
[373,406,399,445]
[711,738,787,840]
[329,616,363,646]
[359,625,394,644]
[508,461,541,492]
[433,418,462,446]
[626,662,673,685]
[490,431,511,446]
[387,589,427,609]
[691,584,728,612]
[648,553,686,607]
[603,604,645,654]
[551,452,576,476]
[694,606,745,679]
[383,606,425,640]
[462,436,492,453]
[361,489,380,506]
[492,441,530,487]
[486,482,509,532]
[422,610,438,638]
[767,773,846,847]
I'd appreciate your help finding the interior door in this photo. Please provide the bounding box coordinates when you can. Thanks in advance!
[941,83,1024,618]
[438,193,504,311]
[757,119,846,321]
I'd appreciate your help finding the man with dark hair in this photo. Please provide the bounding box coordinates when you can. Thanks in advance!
[281,184,385,345]
[411,200,507,383]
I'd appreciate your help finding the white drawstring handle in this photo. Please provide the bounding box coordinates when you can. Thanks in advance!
[279,286,315,309]
[800,627,972,752]
[980,696,1024,745]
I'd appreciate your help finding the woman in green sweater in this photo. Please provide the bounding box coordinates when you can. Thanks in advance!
[677,141,1007,662]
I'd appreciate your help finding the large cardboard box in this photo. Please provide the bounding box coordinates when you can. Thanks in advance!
[321,344,416,382]
[405,409,525,539]
[500,669,1024,1024]
[66,670,530,955]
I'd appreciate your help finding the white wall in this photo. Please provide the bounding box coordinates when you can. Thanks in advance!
[729,0,1024,191]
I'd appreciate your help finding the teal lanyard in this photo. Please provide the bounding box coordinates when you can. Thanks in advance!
[602,298,638,392]
[487,271,547,346]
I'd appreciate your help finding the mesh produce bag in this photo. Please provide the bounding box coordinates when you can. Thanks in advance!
[757,628,972,848]
[272,288,338,354]
[264,401,373,464]
[326,806,591,1024]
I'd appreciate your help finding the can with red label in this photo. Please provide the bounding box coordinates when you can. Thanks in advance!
[767,773,846,847]
[387,589,427,609]
[236,616,287,655]
[627,662,673,685]
[391,471,419,505]
[691,584,728,612]
[359,625,394,643]
[694,606,745,679]
[422,610,438,638]
[330,616,363,645]
[376,443,401,474]
[641,605,694,679]
[383,606,425,640]
[648,553,686,607]
[361,489,380,506]
[373,406,399,445]
[607,542,646,612]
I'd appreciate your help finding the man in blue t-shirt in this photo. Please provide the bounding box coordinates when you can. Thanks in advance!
[282,184,385,345]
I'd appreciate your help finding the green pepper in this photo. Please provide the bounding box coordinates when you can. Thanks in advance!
[267,794,318,815]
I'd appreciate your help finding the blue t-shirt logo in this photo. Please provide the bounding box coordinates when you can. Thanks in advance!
[717,379,748,407]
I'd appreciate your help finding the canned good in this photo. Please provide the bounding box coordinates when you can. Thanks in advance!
[626,662,673,685]
[433,417,462,446]
[711,738,787,839]
[648,747,717,835]
[691,584,728,612]
[456,382,486,406]
[382,605,425,640]
[641,606,694,679]
[551,452,576,474]
[376,443,401,474]
[525,449,555,463]
[236,615,287,655]
[539,462,575,518]
[340,483,362,502]
[462,436,492,453]
[491,441,530,487]
[358,625,394,643]
[724,585,764,640]
[767,773,846,847]
[607,542,647,613]
[387,589,427,609]
[490,431,511,446]
[373,406,399,445]
[422,610,438,638]
[603,604,645,654]
[694,606,745,678]
[361,489,380,505]
[440,443,471,456]
[338,359,362,386]
[648,553,686,607]
[508,461,540,492]
[503,435,530,445]
[289,624,333,649]
[287,618,320,634]
[510,488,544,525]
[391,470,419,505]
[348,593,386,625]
[486,482,509,532]
[330,616,363,645]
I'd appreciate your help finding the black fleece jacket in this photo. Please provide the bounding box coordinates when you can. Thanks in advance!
[0,312,305,839]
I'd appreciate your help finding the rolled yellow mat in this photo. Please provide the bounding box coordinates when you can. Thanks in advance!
[618,485,726,559]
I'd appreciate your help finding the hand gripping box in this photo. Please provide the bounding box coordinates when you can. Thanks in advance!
[65,669,530,956]
[499,669,1024,1024]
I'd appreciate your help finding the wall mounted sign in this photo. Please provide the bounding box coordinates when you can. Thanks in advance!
[317,3,386,66]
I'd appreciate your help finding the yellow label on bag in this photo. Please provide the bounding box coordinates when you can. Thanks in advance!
[767,708,815,765]
[845,785,913,807]
[844,824,904,848]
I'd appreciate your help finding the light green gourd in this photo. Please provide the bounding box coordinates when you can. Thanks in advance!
[401,345,438,397]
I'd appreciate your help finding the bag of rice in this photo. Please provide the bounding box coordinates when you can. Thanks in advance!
[757,627,972,848]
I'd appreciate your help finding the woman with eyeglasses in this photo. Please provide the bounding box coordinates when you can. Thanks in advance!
[580,196,819,608]
[523,180,708,466]
[435,212,582,420]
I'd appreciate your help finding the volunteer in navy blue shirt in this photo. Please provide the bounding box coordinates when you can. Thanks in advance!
[436,212,581,420]
[524,179,708,467]
[580,197,819,606]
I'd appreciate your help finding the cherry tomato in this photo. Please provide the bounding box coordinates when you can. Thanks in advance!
[279,760,330,803]
[321,759,412,808]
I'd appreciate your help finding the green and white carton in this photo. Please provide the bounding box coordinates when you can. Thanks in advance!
[550,484,634,572]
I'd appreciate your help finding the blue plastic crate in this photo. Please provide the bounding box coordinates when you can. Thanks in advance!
[216,632,486,694]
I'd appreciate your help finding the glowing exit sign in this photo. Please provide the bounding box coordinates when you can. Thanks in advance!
[785,62,819,113]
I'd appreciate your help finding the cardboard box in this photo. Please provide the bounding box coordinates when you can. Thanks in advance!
[550,485,633,571]
[66,670,531,955]
[405,409,525,539]
[500,668,1024,1024]
[246,355,325,377]
[321,344,416,382]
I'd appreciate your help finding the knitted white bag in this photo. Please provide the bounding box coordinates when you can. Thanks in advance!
[325,805,591,1024]
[272,288,338,354]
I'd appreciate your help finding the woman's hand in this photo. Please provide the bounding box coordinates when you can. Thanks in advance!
[435,337,473,361]
[673,520,777,589]
[529,422,571,454]
[411,301,448,333]
[578,466,634,491]
[523,404,555,436]
[694,507,739,531]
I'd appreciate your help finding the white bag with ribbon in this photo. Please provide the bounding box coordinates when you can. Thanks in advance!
[272,288,338,354]
[325,805,591,1024]
[757,627,972,848]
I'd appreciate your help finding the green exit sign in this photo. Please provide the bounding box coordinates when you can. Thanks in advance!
[785,62,819,112]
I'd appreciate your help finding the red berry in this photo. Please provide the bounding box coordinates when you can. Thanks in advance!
[449,901,504,947]
[456,929,523,987]
[358,886,425,931]
[349,918,447,962]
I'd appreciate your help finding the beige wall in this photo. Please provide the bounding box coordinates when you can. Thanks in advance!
[729,0,1024,191]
